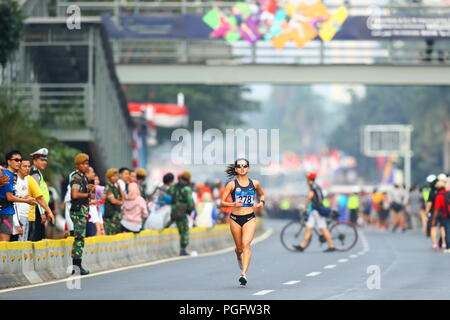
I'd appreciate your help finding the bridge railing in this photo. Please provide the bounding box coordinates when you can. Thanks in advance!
[111,38,450,65]
[55,0,450,16]
[12,83,89,128]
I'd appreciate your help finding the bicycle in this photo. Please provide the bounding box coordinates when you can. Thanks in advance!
[280,209,358,252]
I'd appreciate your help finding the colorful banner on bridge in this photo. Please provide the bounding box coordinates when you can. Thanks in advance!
[101,8,450,47]
[202,0,348,48]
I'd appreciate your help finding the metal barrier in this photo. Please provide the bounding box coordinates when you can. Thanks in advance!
[111,38,450,66]
[0,220,264,289]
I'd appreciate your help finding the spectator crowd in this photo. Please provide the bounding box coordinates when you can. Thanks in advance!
[0,148,256,262]
[267,173,450,254]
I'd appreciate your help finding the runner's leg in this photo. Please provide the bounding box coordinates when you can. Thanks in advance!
[230,218,243,268]
[240,218,256,276]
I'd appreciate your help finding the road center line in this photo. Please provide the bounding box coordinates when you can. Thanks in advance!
[253,290,274,296]
[283,280,301,285]
[338,259,348,263]
[324,265,336,269]
[306,272,321,277]
[349,254,358,259]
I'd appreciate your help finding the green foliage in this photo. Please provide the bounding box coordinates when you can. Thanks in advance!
[329,86,450,185]
[259,85,326,154]
[0,0,25,68]
[0,88,80,182]
[125,84,260,142]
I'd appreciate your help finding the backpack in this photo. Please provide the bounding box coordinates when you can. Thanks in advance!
[170,183,193,220]
[441,192,450,218]
[317,205,331,217]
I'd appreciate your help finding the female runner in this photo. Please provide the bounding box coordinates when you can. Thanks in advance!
[221,158,265,286]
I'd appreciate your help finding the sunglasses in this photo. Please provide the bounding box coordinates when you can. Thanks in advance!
[235,164,249,168]
[10,158,23,162]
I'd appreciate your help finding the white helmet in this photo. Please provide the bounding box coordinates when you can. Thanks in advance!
[437,173,448,182]
[426,174,437,183]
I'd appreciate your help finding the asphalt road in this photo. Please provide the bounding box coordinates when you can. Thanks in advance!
[1,218,449,300]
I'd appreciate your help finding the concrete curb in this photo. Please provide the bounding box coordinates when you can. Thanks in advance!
[0,219,265,289]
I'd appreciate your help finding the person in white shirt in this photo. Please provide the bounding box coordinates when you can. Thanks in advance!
[14,159,54,241]
[118,167,131,198]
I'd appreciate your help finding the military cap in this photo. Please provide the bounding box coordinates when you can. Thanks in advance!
[181,171,191,181]
[136,168,147,177]
[74,153,89,165]
[106,168,118,179]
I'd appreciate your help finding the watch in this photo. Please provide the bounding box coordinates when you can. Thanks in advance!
[260,200,265,205]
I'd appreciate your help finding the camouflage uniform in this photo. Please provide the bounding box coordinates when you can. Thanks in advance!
[69,170,89,260]
[104,182,122,235]
[166,182,194,250]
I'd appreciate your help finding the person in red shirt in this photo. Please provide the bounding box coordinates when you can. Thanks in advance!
[432,180,449,252]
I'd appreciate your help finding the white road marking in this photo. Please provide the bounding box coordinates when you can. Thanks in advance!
[306,272,321,277]
[324,265,336,269]
[283,280,301,285]
[253,290,274,296]
[0,228,274,294]
[349,254,358,259]
[359,230,371,252]
[338,259,348,263]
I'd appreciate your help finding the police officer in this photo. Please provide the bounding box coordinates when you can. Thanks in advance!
[70,153,94,275]
[29,148,55,241]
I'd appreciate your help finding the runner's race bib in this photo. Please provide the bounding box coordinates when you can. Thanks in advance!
[235,188,255,207]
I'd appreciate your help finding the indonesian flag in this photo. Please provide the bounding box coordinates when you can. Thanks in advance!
[131,128,140,169]
[128,103,188,128]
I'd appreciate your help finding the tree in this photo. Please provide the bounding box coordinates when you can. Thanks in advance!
[329,86,450,185]
[0,88,80,183]
[0,1,24,68]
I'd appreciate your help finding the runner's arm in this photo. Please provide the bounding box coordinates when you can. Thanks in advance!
[253,180,265,208]
[220,181,241,207]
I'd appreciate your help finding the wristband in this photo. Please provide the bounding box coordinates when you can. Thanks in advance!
[260,200,265,205]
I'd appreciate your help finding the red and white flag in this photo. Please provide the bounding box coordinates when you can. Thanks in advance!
[128,103,188,128]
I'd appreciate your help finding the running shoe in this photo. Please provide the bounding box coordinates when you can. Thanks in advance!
[443,249,450,254]
[239,274,247,286]
[432,243,439,250]
[292,245,305,252]
[323,247,336,253]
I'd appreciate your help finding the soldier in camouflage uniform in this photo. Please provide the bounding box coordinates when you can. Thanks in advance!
[70,153,94,275]
[103,168,124,235]
[136,168,148,200]
[166,171,195,256]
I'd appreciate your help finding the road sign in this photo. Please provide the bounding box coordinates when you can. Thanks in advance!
[361,124,413,189]
[362,125,413,157]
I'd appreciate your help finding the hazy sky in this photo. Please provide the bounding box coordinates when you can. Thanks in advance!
[245,84,366,105]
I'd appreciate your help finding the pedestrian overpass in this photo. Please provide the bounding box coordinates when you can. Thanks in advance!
[53,0,450,85]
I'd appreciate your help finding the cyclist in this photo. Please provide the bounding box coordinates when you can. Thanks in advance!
[293,172,336,252]
[221,158,265,286]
